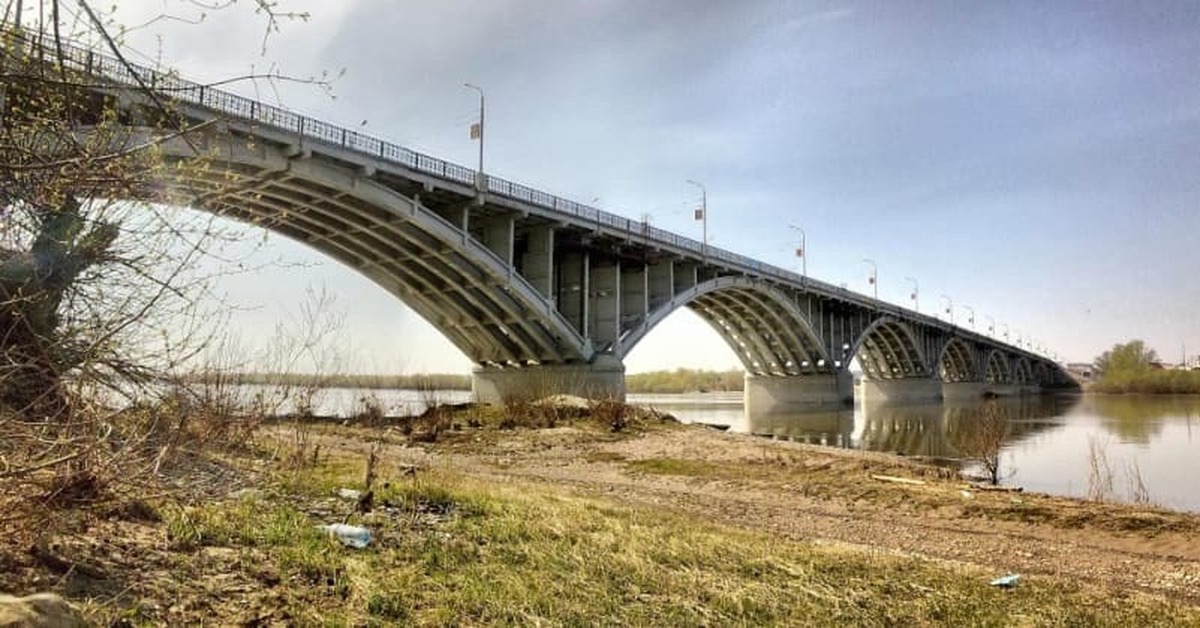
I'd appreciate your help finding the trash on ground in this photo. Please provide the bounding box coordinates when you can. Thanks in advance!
[990,573,1020,588]
[959,490,973,499]
[870,474,926,486]
[969,483,1024,493]
[319,523,372,548]
[334,488,362,501]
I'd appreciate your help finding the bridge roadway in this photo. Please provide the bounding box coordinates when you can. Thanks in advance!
[22,36,1076,408]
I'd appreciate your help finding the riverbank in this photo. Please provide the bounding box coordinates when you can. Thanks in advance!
[1092,369,1200,394]
[186,368,748,394]
[3,405,1198,624]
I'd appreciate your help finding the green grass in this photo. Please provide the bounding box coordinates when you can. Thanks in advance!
[140,458,1199,626]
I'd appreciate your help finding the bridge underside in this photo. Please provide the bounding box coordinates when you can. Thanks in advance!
[81,111,1073,408]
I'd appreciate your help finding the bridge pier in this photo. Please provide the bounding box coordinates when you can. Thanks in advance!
[942,382,988,401]
[984,384,1042,397]
[858,377,944,404]
[744,372,854,414]
[471,355,625,404]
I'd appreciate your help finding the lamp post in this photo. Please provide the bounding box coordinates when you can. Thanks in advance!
[985,315,995,337]
[463,83,485,192]
[1001,323,1009,341]
[862,258,877,299]
[904,276,919,312]
[940,294,953,324]
[789,224,806,278]
[686,179,707,261]
[962,305,975,329]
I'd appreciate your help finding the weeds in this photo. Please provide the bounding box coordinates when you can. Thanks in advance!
[1126,459,1152,505]
[142,460,1200,625]
[1087,436,1116,501]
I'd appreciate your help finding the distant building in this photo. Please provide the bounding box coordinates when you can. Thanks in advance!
[1065,363,1094,380]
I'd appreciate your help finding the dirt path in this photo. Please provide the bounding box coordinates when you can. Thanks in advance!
[298,423,1200,606]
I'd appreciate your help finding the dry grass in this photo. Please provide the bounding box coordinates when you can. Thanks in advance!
[5,415,1200,625]
[55,455,1200,625]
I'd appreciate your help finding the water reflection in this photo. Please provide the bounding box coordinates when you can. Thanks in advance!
[744,396,1074,461]
[1077,396,1200,444]
[639,392,1200,512]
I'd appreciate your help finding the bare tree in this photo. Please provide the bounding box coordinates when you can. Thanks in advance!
[0,0,320,511]
[952,401,1011,485]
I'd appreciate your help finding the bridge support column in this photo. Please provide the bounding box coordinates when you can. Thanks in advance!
[983,384,1042,397]
[858,377,943,404]
[942,382,987,401]
[744,372,853,414]
[472,354,625,404]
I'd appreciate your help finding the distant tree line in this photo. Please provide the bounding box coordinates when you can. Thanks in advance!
[625,368,743,394]
[185,372,473,391]
[188,368,747,395]
[1092,340,1200,394]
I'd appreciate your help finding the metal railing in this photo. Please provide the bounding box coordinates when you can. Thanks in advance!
[5,31,1048,360]
[12,35,807,277]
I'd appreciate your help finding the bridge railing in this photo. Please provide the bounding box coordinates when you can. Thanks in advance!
[7,32,1052,361]
[19,35,795,274]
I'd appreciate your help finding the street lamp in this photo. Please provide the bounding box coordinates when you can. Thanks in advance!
[1001,323,1009,341]
[686,179,707,261]
[904,276,919,312]
[463,83,485,192]
[985,315,995,336]
[862,258,877,299]
[940,294,953,324]
[789,224,806,278]
[962,305,975,329]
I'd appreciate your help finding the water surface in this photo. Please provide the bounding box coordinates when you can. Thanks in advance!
[630,392,1200,513]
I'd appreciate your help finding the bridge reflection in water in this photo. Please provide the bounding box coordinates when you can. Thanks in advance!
[744,395,1078,462]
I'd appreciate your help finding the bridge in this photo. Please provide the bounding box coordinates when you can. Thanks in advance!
[13,36,1076,409]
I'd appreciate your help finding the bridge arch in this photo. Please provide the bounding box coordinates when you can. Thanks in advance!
[1014,358,1034,385]
[984,350,1012,384]
[850,318,929,380]
[1033,361,1051,386]
[618,276,831,376]
[145,131,590,367]
[938,338,977,383]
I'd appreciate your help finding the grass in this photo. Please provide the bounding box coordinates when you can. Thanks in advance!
[102,453,1199,625]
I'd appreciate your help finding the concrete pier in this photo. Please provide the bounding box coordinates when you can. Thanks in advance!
[858,377,944,404]
[472,355,625,403]
[942,382,988,401]
[744,372,854,414]
[984,384,1041,397]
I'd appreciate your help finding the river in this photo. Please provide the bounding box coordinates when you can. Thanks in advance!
[242,385,1200,513]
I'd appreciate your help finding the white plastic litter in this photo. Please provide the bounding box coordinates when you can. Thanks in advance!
[334,488,362,501]
[319,523,372,548]
[990,573,1020,588]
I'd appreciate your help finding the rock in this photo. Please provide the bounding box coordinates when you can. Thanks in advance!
[0,593,85,627]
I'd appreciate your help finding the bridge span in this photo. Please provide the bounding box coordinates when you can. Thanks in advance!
[17,36,1076,408]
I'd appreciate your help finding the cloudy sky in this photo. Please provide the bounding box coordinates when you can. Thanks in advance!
[94,0,1200,372]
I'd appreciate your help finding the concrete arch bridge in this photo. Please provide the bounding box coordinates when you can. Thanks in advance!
[23,37,1075,408]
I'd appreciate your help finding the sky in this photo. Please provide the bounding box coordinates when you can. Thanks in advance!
[76,0,1200,373]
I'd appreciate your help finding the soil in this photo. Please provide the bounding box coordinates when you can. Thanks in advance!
[297,421,1200,606]
[3,416,1198,622]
